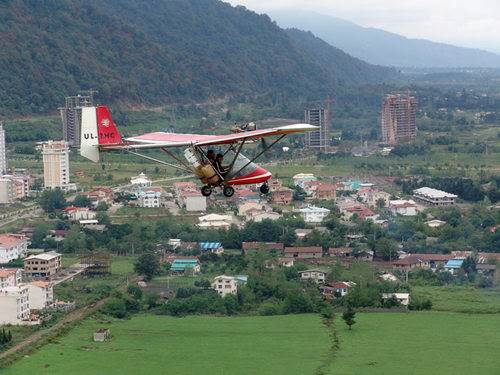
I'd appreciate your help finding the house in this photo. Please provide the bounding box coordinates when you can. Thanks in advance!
[292,173,317,188]
[476,263,496,275]
[294,228,313,240]
[357,188,391,208]
[271,187,293,205]
[86,186,114,206]
[26,281,54,310]
[392,256,428,271]
[0,268,22,288]
[170,258,201,274]
[298,269,327,283]
[382,293,410,307]
[233,187,260,202]
[242,242,284,254]
[197,214,233,229]
[284,247,323,259]
[0,234,29,263]
[63,206,96,222]
[426,219,447,228]
[238,201,270,217]
[278,257,294,267]
[320,281,354,298]
[314,183,337,200]
[177,189,207,212]
[137,187,162,208]
[444,259,464,274]
[268,179,283,191]
[343,205,378,221]
[0,285,30,325]
[246,210,281,222]
[24,251,62,279]
[410,253,451,270]
[378,273,399,282]
[356,250,374,262]
[413,187,457,206]
[199,242,224,254]
[296,206,331,223]
[328,247,353,258]
[130,173,151,188]
[94,328,110,342]
[212,275,248,297]
[389,200,418,216]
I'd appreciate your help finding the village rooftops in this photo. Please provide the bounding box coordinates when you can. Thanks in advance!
[0,234,27,247]
[0,268,20,278]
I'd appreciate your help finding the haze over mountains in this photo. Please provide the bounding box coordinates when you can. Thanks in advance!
[270,10,500,69]
[0,0,395,116]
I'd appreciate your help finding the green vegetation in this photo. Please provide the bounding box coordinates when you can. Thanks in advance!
[329,312,500,375]
[2,314,330,375]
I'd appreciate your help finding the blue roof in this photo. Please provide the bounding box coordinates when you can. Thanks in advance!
[171,259,199,271]
[199,242,222,250]
[445,259,464,268]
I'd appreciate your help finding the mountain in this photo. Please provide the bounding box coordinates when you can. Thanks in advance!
[269,10,500,69]
[0,0,395,117]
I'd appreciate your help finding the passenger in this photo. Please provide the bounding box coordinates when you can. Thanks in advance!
[206,149,216,164]
[215,153,229,177]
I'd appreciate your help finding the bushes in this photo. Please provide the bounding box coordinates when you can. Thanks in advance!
[408,298,433,311]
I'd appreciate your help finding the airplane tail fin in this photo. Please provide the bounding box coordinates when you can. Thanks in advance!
[80,105,123,162]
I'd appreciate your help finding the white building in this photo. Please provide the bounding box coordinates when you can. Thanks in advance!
[0,176,14,204]
[292,173,317,189]
[413,187,457,206]
[177,190,207,212]
[197,214,233,229]
[382,293,411,307]
[389,200,418,216]
[426,219,446,228]
[212,275,248,297]
[296,206,331,223]
[0,285,30,325]
[130,172,152,188]
[298,269,327,284]
[0,268,22,288]
[0,123,6,175]
[41,140,73,190]
[26,281,54,310]
[138,187,162,208]
[63,206,97,221]
[0,234,29,263]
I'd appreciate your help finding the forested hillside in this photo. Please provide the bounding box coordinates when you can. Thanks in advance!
[0,0,395,116]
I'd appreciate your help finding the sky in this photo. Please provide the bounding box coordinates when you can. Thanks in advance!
[226,0,500,54]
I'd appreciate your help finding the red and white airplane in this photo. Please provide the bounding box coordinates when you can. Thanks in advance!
[80,105,317,197]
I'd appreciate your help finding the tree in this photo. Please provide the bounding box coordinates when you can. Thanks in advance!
[73,195,91,207]
[63,225,87,253]
[39,189,66,213]
[342,305,356,330]
[461,256,476,275]
[134,253,160,281]
[374,238,398,261]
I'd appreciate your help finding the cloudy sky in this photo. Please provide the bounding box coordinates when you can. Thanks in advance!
[227,0,500,54]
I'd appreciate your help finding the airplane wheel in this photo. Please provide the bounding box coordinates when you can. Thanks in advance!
[201,186,212,197]
[223,186,235,198]
[260,184,270,194]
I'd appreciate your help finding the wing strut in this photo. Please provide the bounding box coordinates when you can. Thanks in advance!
[124,150,193,174]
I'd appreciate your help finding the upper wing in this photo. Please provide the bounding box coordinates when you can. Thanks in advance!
[105,124,317,150]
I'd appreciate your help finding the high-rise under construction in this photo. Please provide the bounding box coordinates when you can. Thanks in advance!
[60,91,95,146]
[381,93,417,145]
[304,100,332,152]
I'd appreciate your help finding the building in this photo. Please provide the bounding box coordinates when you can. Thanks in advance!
[197,214,233,230]
[178,190,207,212]
[238,201,270,217]
[0,234,29,264]
[314,183,337,200]
[284,247,323,259]
[0,123,6,174]
[426,219,446,228]
[444,259,464,274]
[382,293,410,307]
[357,188,391,208]
[86,186,114,206]
[41,140,73,190]
[26,281,54,310]
[63,206,97,221]
[413,187,457,206]
[271,187,293,205]
[130,173,152,189]
[94,328,110,342]
[320,281,354,298]
[0,285,30,325]
[328,247,353,258]
[212,275,248,297]
[304,104,331,152]
[298,269,327,283]
[245,209,281,223]
[170,258,201,274]
[292,173,317,189]
[199,242,224,254]
[342,205,378,221]
[278,257,295,267]
[24,251,62,279]
[0,268,22,288]
[392,256,428,271]
[381,93,417,145]
[242,242,284,254]
[389,200,418,216]
[60,92,94,146]
[296,206,331,223]
[0,176,14,204]
[410,253,451,270]
[138,187,162,208]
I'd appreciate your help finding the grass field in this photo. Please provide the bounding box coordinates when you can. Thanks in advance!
[329,312,500,375]
[2,314,331,375]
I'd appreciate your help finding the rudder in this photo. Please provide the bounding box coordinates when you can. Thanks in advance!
[96,105,123,145]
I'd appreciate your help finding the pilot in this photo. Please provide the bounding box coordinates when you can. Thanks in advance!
[215,153,229,177]
[206,149,216,164]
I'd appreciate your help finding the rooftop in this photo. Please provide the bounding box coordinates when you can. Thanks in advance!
[0,234,27,247]
[25,251,61,261]
[284,247,322,253]
[413,187,457,199]
[0,268,21,278]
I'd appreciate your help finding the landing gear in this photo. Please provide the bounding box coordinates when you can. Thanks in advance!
[260,183,270,194]
[223,186,235,197]
[201,185,212,197]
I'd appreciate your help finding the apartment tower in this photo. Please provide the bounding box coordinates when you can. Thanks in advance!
[304,99,332,151]
[60,91,95,146]
[42,140,70,190]
[0,123,6,174]
[381,93,417,145]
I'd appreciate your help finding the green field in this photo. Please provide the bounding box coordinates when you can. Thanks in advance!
[2,314,331,375]
[329,312,500,375]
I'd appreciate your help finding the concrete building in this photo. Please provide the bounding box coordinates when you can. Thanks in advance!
[304,104,331,152]
[86,186,114,206]
[284,247,323,259]
[41,140,72,190]
[298,269,327,284]
[63,206,97,221]
[381,94,417,145]
[130,173,152,189]
[296,205,331,223]
[197,214,233,229]
[177,190,207,212]
[413,187,457,206]
[60,92,94,146]
[0,234,29,263]
[271,187,293,205]
[138,187,162,208]
[292,173,317,188]
[0,268,22,288]
[382,293,410,307]
[0,285,30,325]
[0,176,14,204]
[389,200,418,216]
[26,281,54,310]
[0,173,30,202]
[24,251,62,279]
[170,259,201,274]
[212,275,248,297]
[0,122,7,174]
